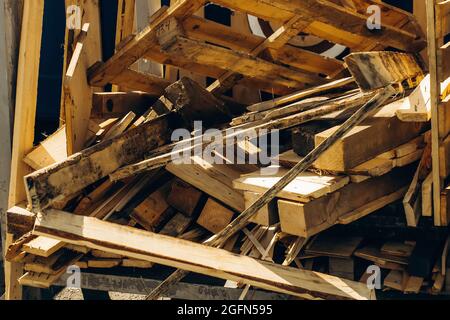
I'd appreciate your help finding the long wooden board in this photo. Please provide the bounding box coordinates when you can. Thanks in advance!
[25,115,173,211]
[34,209,375,300]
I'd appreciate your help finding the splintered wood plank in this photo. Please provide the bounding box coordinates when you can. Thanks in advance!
[345,52,424,91]
[314,99,425,171]
[23,126,68,171]
[197,199,235,234]
[182,14,344,77]
[34,209,375,300]
[278,166,414,238]
[234,168,350,203]
[244,191,279,226]
[25,115,172,211]
[63,0,103,154]
[131,181,172,231]
[161,36,324,89]
[422,172,433,217]
[23,237,66,258]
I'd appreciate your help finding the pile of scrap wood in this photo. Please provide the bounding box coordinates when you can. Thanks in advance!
[5,0,450,300]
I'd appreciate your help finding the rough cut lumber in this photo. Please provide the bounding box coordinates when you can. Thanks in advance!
[234,168,350,203]
[167,159,252,212]
[23,127,68,171]
[111,91,375,181]
[344,52,424,91]
[197,199,235,234]
[22,237,65,258]
[244,191,279,226]
[25,115,173,211]
[91,92,154,118]
[131,182,172,231]
[314,99,425,171]
[166,180,202,217]
[5,0,44,300]
[305,235,363,258]
[278,167,414,238]
[248,77,354,113]
[159,213,193,237]
[62,0,103,154]
[161,36,324,89]
[54,271,289,300]
[34,209,375,300]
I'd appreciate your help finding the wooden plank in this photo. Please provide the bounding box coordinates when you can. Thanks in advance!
[23,127,68,171]
[344,52,424,91]
[23,237,65,258]
[422,172,434,217]
[277,167,413,238]
[54,271,290,300]
[62,0,103,154]
[244,191,279,226]
[34,209,375,300]
[166,180,202,217]
[234,168,350,203]
[88,0,205,86]
[0,0,22,258]
[305,235,363,258]
[91,92,154,119]
[161,36,324,89]
[197,199,235,234]
[5,0,43,301]
[438,43,450,80]
[166,159,252,212]
[24,115,173,211]
[427,0,444,226]
[212,0,424,52]
[314,99,425,171]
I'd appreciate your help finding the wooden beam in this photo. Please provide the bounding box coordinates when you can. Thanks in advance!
[25,115,173,211]
[62,0,103,154]
[5,0,44,300]
[0,0,23,256]
[161,36,324,89]
[427,0,445,226]
[344,52,424,91]
[278,167,413,238]
[53,272,290,300]
[34,209,375,300]
[314,99,425,171]
[88,0,205,87]
[211,0,425,52]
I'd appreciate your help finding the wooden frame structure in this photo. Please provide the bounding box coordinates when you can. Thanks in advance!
[427,0,450,226]
[88,0,425,97]
[2,0,446,300]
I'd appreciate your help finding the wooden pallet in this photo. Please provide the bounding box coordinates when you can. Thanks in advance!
[88,0,426,96]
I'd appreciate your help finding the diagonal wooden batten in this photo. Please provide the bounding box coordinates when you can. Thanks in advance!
[33,209,375,300]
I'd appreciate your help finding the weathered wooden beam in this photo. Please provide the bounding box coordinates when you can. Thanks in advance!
[211,0,425,52]
[25,115,173,211]
[54,272,290,300]
[344,52,424,91]
[34,209,375,300]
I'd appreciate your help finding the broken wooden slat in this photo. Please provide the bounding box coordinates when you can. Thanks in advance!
[25,114,173,211]
[344,52,424,91]
[33,209,375,300]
